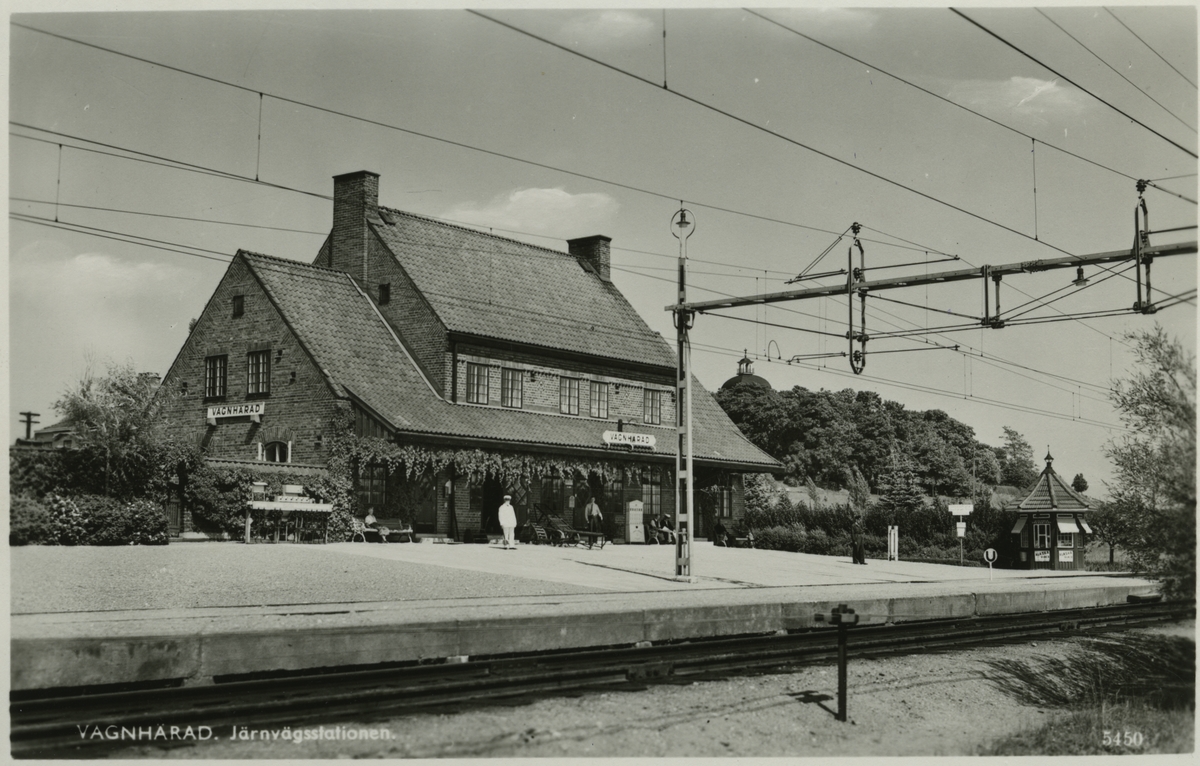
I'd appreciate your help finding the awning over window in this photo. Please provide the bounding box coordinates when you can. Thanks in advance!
[1078,518,1093,534]
[249,500,333,513]
[1011,517,1026,534]
[1056,514,1080,534]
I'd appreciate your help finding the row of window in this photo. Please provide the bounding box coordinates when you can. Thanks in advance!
[1020,523,1073,549]
[464,362,664,424]
[204,351,270,399]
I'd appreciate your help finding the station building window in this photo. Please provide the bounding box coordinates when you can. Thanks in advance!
[641,467,662,516]
[466,363,489,404]
[589,381,609,419]
[263,441,289,463]
[643,389,662,425]
[717,484,733,518]
[356,463,387,510]
[232,294,244,317]
[247,350,271,396]
[501,368,523,408]
[560,377,580,415]
[204,355,227,399]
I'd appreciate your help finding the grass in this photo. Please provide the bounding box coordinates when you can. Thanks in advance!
[979,632,1195,756]
[984,700,1193,755]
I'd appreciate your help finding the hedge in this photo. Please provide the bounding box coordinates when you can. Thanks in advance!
[10,493,167,546]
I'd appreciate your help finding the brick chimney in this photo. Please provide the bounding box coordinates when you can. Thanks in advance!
[331,170,380,279]
[567,235,612,283]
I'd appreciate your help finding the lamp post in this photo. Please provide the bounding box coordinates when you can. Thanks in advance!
[672,207,695,580]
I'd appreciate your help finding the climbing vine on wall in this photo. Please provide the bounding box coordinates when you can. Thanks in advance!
[324,408,673,497]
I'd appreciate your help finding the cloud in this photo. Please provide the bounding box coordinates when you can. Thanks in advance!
[948,76,1087,123]
[441,187,619,237]
[560,11,657,47]
[762,8,879,34]
[15,249,189,299]
[10,246,213,390]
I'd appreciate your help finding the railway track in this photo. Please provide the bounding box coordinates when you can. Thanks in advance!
[11,599,1193,758]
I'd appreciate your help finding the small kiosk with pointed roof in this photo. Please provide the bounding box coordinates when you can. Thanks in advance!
[1007,451,1093,570]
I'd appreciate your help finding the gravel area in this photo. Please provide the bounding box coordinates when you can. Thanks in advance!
[11,545,603,613]
[112,634,1115,759]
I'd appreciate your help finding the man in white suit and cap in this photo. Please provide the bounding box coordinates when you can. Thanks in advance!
[498,494,517,549]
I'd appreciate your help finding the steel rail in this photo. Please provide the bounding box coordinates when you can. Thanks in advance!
[10,599,1192,757]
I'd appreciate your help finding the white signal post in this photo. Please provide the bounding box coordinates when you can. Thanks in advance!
[949,503,973,567]
[672,207,695,581]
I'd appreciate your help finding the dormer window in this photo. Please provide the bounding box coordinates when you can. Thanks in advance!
[560,378,580,415]
[643,389,662,425]
[232,295,244,318]
[466,363,489,404]
[379,283,391,305]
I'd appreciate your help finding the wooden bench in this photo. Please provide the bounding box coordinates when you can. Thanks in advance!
[575,530,606,549]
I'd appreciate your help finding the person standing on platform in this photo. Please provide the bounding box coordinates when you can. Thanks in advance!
[498,494,517,550]
[584,496,603,534]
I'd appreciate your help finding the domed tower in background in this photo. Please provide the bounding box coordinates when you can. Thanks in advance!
[720,351,772,391]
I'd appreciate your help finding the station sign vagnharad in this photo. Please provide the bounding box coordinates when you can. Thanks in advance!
[601,430,656,450]
[207,402,265,425]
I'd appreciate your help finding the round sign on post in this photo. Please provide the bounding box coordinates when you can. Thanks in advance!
[984,547,998,580]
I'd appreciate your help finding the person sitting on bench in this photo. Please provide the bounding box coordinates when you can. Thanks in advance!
[713,520,729,547]
[658,514,677,544]
[364,509,391,543]
[646,515,661,544]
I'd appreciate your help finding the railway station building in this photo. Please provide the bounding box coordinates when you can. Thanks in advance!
[1007,452,1092,570]
[157,171,780,541]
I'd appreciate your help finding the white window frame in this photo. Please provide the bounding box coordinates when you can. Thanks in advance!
[1033,522,1051,549]
[643,389,662,425]
[500,368,523,409]
[560,377,580,415]
[204,355,227,399]
[589,381,609,419]
[466,363,489,404]
[247,350,270,395]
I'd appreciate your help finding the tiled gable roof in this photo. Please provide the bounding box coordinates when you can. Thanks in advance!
[370,208,677,369]
[241,251,778,469]
[1007,460,1092,512]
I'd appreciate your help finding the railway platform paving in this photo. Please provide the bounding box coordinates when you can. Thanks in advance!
[11,541,1158,692]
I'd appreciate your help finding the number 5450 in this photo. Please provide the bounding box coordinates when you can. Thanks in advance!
[1103,730,1144,747]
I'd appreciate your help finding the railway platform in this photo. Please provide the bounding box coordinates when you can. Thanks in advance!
[11,542,1159,692]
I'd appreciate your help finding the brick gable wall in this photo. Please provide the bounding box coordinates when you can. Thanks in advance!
[360,228,449,395]
[157,257,341,465]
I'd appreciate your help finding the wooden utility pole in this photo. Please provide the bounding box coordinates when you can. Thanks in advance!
[18,411,39,440]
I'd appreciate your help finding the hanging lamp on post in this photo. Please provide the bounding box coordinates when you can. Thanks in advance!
[671,205,695,581]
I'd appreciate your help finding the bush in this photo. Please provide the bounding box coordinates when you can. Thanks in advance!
[70,494,168,545]
[10,494,54,545]
[802,528,833,555]
[9,449,67,499]
[744,496,808,530]
[753,524,808,552]
[44,494,88,545]
[804,504,859,537]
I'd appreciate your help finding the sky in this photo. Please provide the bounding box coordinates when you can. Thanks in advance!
[7,4,1197,497]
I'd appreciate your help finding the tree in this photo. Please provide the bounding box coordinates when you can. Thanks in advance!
[844,465,872,514]
[1071,473,1089,493]
[997,426,1038,488]
[1102,326,1196,599]
[53,361,178,500]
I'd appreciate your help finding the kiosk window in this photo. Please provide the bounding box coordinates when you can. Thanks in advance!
[1034,522,1051,549]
